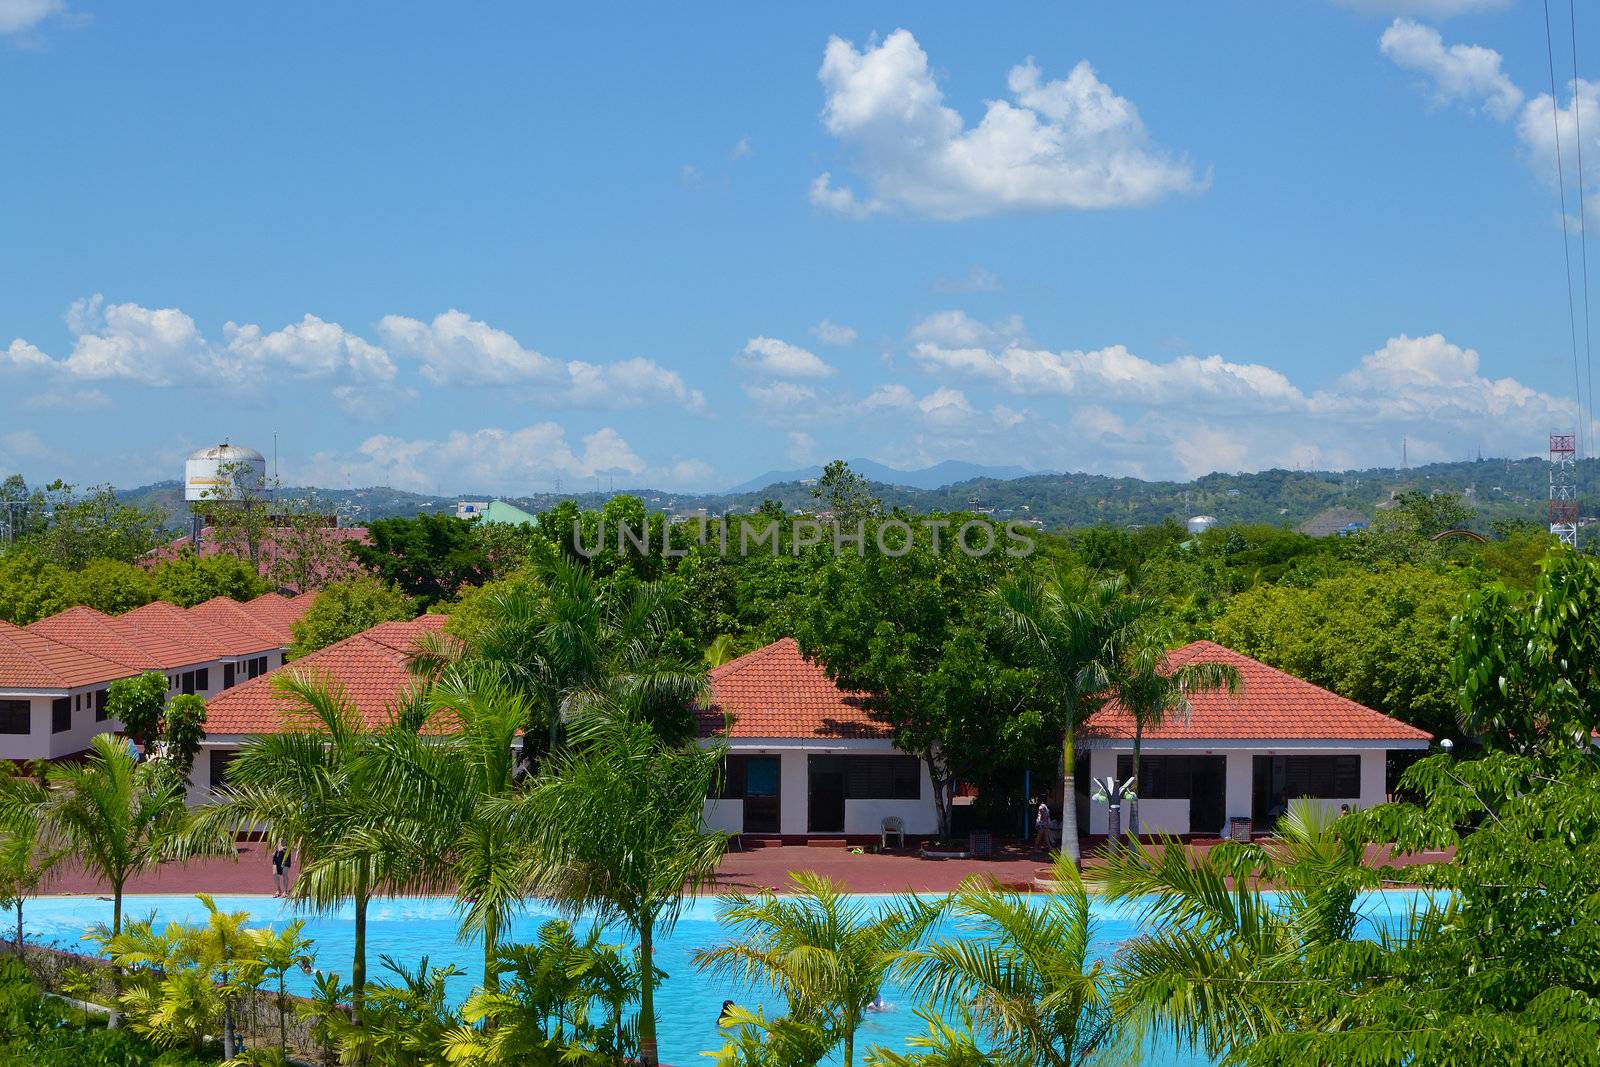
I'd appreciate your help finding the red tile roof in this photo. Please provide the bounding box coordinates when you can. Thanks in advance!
[204,615,447,735]
[28,606,198,671]
[187,597,290,654]
[119,601,235,660]
[0,620,135,691]
[237,593,315,642]
[700,638,889,740]
[1081,640,1432,744]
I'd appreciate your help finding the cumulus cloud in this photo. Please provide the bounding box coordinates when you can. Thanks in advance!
[0,0,63,34]
[810,320,858,346]
[737,336,836,378]
[895,311,1577,476]
[1379,19,1522,120]
[376,309,705,409]
[299,423,715,494]
[812,29,1204,220]
[744,381,819,407]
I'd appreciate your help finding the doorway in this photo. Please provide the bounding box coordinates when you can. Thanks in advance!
[808,756,846,833]
[1187,757,1226,836]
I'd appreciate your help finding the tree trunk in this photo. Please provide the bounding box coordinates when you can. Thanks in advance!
[1059,727,1081,868]
[928,769,952,841]
[13,900,21,958]
[482,910,500,997]
[106,881,124,1029]
[1129,721,1143,840]
[637,916,658,1066]
[223,997,237,1060]
[845,1030,855,1067]
[351,880,368,1018]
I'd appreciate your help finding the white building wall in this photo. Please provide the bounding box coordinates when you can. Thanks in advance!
[0,689,128,762]
[702,799,743,834]
[1085,742,1422,837]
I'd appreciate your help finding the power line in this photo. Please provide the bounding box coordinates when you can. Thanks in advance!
[1569,0,1595,462]
[1542,0,1588,463]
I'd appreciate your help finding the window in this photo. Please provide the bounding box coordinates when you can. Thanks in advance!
[223,662,235,689]
[718,755,781,799]
[51,697,71,734]
[255,656,268,677]
[94,689,108,722]
[844,755,921,800]
[209,750,239,791]
[1117,755,1201,799]
[1253,754,1361,821]
[181,671,197,695]
[0,701,28,735]
[194,667,209,692]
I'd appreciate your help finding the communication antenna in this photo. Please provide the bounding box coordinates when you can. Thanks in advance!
[1551,431,1579,546]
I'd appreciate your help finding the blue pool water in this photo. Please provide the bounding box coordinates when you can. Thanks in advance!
[23,891,1432,1065]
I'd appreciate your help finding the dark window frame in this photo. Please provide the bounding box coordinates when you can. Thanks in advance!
[51,697,71,734]
[844,755,922,801]
[0,700,29,735]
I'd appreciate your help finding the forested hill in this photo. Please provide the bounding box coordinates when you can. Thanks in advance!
[117,455,1581,532]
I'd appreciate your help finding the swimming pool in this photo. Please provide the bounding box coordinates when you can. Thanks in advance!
[23,891,1431,1065]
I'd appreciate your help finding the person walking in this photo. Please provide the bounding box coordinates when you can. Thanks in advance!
[270,843,292,898]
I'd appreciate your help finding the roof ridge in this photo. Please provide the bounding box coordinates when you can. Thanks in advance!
[1174,639,1397,719]
[708,636,797,680]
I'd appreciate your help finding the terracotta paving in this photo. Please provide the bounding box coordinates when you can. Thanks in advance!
[38,840,1450,900]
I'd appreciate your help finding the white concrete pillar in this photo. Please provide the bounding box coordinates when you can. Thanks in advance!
[1224,752,1255,824]
[779,751,808,836]
[1358,751,1387,811]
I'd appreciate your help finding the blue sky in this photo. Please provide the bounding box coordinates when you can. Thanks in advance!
[2,0,1597,493]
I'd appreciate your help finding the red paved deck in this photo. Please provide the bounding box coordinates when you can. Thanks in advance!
[38,840,1448,900]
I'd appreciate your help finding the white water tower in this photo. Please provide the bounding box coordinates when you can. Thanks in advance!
[184,443,266,503]
[1187,515,1218,535]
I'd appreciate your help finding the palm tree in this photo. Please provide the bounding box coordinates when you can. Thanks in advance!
[0,734,189,1026]
[1099,800,1375,1061]
[894,861,1117,1067]
[416,558,706,755]
[183,671,427,1015]
[694,872,939,1067]
[356,667,529,995]
[992,565,1149,867]
[0,765,61,956]
[1111,628,1241,838]
[518,697,728,1066]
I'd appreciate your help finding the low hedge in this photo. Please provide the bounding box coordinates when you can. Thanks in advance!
[0,958,213,1067]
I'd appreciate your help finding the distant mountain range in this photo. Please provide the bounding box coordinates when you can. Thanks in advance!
[113,454,1582,535]
[725,458,1041,494]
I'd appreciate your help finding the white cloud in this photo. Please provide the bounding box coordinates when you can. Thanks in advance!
[376,309,705,409]
[730,137,752,160]
[299,423,710,494]
[738,336,836,378]
[810,320,858,346]
[1,339,52,371]
[223,314,397,383]
[0,0,62,34]
[744,381,819,407]
[1339,0,1508,16]
[909,310,1025,348]
[1379,19,1522,120]
[813,29,1204,220]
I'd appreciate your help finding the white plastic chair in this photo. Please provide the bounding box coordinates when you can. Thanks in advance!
[881,816,906,850]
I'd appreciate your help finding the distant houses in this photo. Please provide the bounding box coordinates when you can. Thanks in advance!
[0,593,312,763]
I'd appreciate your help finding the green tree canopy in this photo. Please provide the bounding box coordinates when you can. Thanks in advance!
[348,513,489,607]
[151,551,271,607]
[288,576,414,659]
[105,671,169,751]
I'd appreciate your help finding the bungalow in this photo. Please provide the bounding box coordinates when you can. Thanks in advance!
[7,593,316,763]
[1078,640,1433,837]
[0,620,134,761]
[698,638,937,843]
[193,614,447,804]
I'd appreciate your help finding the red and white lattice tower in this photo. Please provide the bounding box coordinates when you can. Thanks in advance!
[1550,432,1579,547]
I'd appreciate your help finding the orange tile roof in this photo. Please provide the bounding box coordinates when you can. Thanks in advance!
[120,601,234,660]
[28,606,196,671]
[0,619,135,691]
[1081,640,1432,744]
[204,615,447,734]
[700,638,889,740]
[187,597,289,653]
[238,593,315,642]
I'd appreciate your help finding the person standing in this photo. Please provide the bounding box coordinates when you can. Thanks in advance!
[271,843,292,898]
[1033,798,1053,849]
